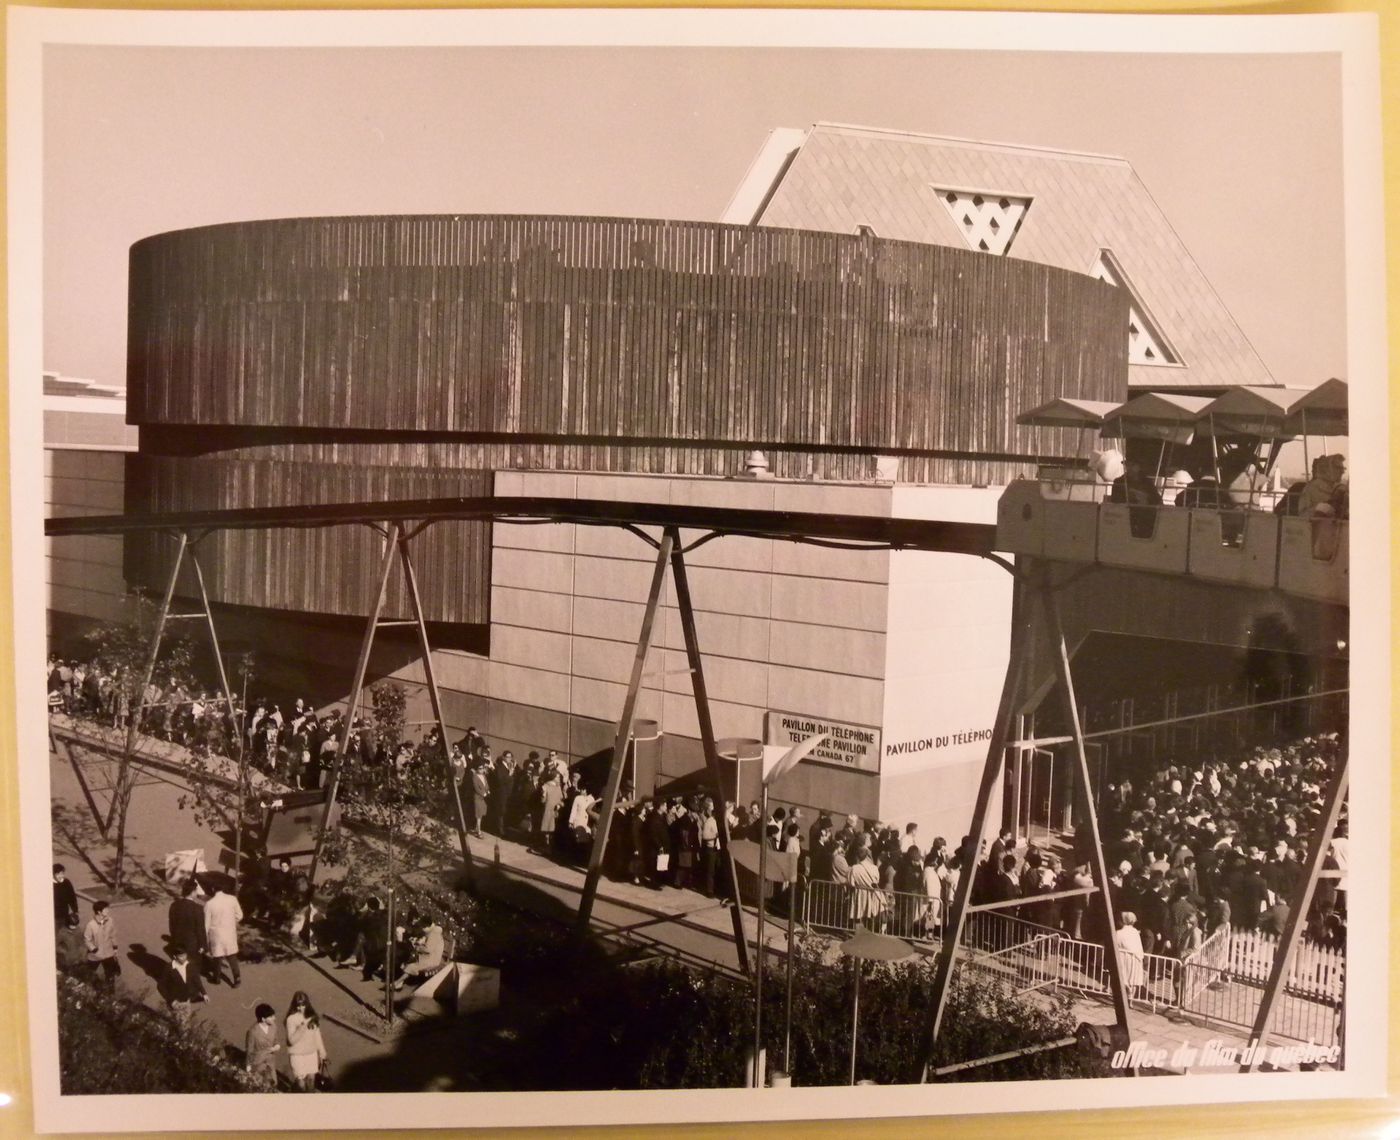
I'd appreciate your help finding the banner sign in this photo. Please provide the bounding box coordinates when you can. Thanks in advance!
[765,710,881,774]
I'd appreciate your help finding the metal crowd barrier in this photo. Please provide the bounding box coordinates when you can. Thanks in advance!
[802,878,1344,1048]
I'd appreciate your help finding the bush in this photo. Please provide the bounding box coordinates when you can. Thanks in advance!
[533,937,1111,1088]
[57,974,261,1094]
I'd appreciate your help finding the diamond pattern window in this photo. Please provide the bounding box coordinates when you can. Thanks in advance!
[1091,250,1181,366]
[934,188,1031,256]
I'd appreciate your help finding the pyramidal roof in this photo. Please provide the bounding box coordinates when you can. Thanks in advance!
[725,123,1276,391]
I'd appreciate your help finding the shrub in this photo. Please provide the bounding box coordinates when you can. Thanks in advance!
[56,974,260,1094]
[536,936,1110,1088]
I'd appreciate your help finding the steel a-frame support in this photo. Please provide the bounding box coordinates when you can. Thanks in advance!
[108,532,240,829]
[576,525,751,976]
[915,561,1131,1081]
[102,530,242,890]
[308,522,475,888]
[1041,572,1133,1036]
[577,530,674,927]
[669,529,753,977]
[1239,752,1349,1073]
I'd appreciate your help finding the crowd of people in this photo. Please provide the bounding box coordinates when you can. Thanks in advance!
[1102,451,1348,521]
[1099,733,1348,956]
[1104,451,1349,548]
[51,646,1347,1026]
[771,733,1348,973]
[45,653,376,794]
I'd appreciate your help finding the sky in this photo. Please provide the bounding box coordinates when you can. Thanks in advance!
[42,43,1347,391]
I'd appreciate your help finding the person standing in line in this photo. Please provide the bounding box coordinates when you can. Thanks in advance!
[168,876,208,982]
[204,881,244,988]
[83,900,121,989]
[488,750,516,837]
[698,798,720,898]
[1114,912,1147,1000]
[284,991,329,1092]
[671,801,700,891]
[469,760,490,839]
[245,1003,281,1088]
[53,863,79,928]
[536,769,564,853]
[848,839,885,930]
[567,782,598,864]
[642,797,671,889]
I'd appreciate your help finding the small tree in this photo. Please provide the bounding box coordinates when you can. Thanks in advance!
[73,596,203,891]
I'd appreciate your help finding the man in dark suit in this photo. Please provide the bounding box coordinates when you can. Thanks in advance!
[809,824,836,884]
[53,863,79,927]
[167,876,208,981]
[987,854,1021,906]
[488,751,517,837]
[644,798,672,890]
[975,830,1015,904]
[158,947,207,1013]
[360,897,389,982]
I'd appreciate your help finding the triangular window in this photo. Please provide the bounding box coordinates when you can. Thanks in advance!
[934,187,1031,256]
[1090,250,1181,366]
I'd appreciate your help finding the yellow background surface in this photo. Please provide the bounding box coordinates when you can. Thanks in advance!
[0,1,1394,1137]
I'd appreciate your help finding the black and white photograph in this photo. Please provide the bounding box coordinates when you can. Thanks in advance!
[7,6,1388,1131]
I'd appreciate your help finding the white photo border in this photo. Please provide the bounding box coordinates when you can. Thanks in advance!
[7,6,1388,1133]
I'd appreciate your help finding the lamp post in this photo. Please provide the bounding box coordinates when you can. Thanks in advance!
[751,732,827,1088]
[839,926,917,1084]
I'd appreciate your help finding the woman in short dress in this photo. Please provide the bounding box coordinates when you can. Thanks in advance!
[284,991,329,1092]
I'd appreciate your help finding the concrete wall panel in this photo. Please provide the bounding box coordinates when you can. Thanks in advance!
[767,664,883,727]
[491,586,573,634]
[770,575,886,632]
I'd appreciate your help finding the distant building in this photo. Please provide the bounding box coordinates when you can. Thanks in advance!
[723,123,1277,392]
[44,372,137,629]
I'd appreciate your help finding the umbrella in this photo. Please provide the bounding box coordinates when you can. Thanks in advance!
[1283,378,1349,438]
[1195,387,1309,499]
[1284,379,1349,472]
[1100,392,1213,481]
[728,838,800,885]
[763,732,828,785]
[1100,393,1212,444]
[840,926,917,1084]
[1195,387,1307,440]
[1017,397,1121,472]
[748,732,825,1087]
[195,869,237,895]
[1015,397,1121,429]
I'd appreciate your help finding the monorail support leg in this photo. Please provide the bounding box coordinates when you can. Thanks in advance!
[308,522,401,888]
[1041,569,1133,1041]
[577,530,674,930]
[916,565,1029,1082]
[189,542,247,889]
[1239,753,1349,1073]
[108,530,189,838]
[188,543,238,730]
[398,532,475,883]
[669,529,752,977]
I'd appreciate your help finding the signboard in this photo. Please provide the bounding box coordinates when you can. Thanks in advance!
[765,711,881,774]
[163,848,207,882]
